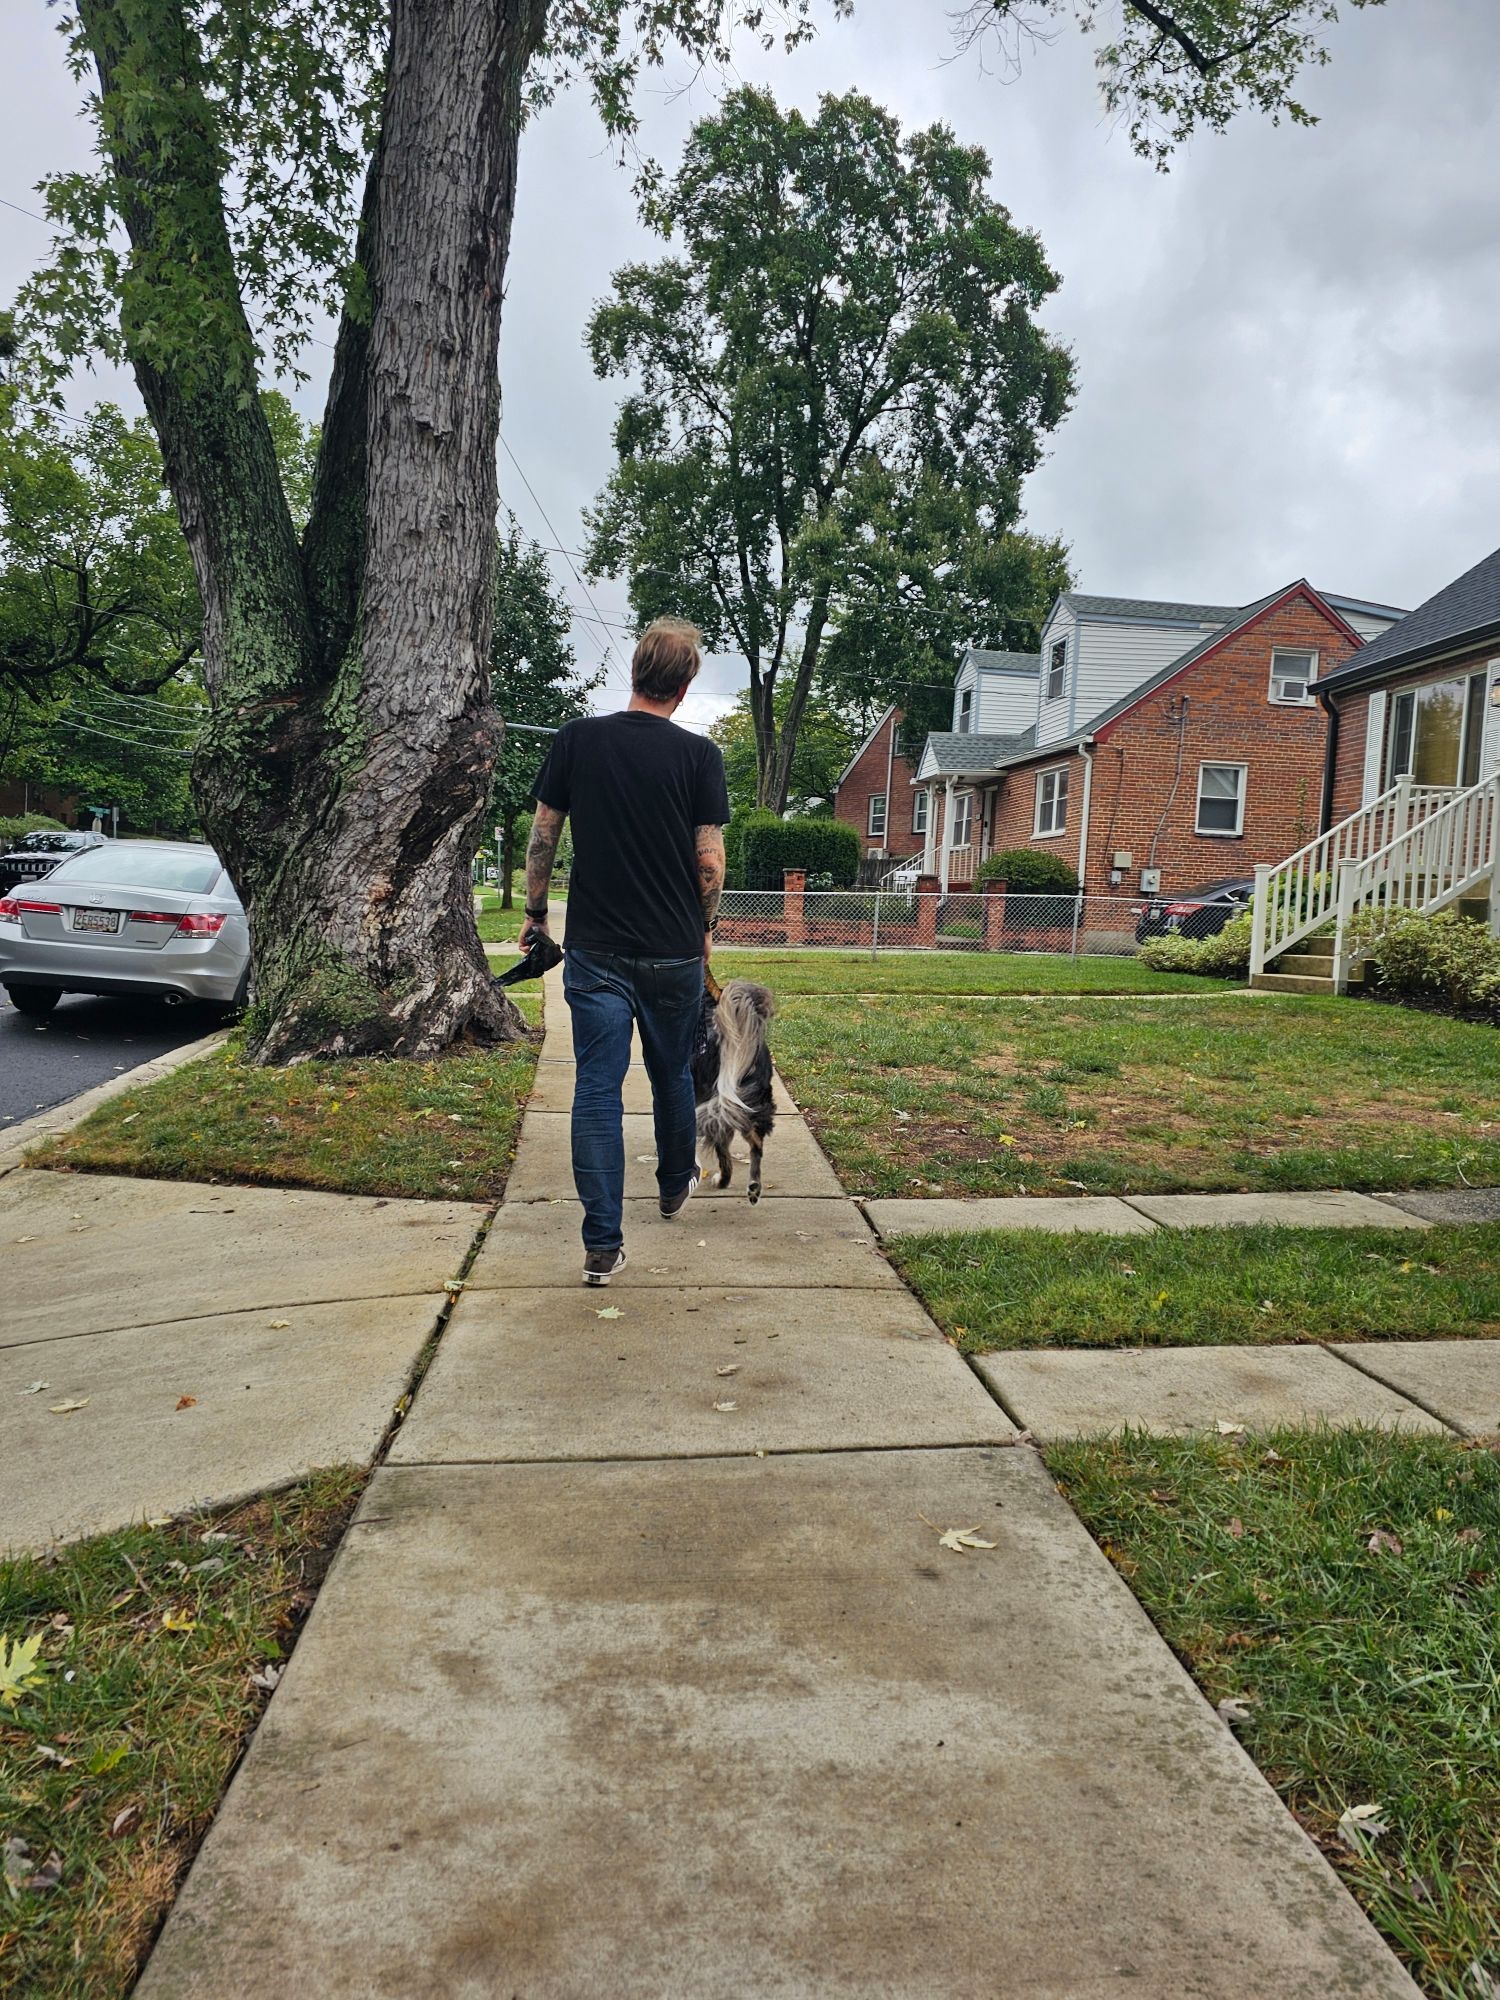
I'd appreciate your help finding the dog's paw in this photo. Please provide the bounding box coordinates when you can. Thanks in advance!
[748,1183,761,1205]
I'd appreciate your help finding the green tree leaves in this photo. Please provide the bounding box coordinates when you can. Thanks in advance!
[584,87,1074,809]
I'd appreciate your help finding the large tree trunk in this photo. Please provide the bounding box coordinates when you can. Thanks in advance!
[79,0,551,1063]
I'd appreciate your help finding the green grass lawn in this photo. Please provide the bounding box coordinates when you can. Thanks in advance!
[32,1009,540,1202]
[891,1223,1500,1350]
[716,947,1234,996]
[771,994,1500,1197]
[0,1470,362,1998]
[1051,1431,1500,1998]
[476,894,526,944]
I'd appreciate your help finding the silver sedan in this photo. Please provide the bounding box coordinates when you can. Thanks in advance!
[0,840,250,1018]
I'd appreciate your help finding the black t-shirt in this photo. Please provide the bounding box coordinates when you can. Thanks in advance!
[531,712,730,958]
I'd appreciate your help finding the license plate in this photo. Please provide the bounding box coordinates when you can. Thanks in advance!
[72,908,121,934]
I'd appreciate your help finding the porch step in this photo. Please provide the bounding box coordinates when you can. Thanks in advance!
[1250,971,1337,995]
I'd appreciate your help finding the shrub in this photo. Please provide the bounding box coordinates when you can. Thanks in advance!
[977,847,1079,895]
[1362,910,1500,1012]
[725,806,781,888]
[0,813,67,847]
[1138,913,1253,978]
[741,815,861,888]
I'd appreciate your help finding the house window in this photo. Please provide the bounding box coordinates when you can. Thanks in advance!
[1387,671,1485,789]
[867,793,887,839]
[1196,763,1246,835]
[958,689,973,733]
[950,792,974,849]
[1269,649,1317,705]
[1034,765,1069,837]
[1046,638,1067,702]
[912,790,929,836]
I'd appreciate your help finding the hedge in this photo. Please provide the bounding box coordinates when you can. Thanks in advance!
[1359,909,1500,1014]
[1138,913,1253,978]
[977,847,1079,895]
[0,813,67,847]
[741,815,861,888]
[725,807,781,887]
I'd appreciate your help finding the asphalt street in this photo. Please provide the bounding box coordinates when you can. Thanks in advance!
[0,989,221,1129]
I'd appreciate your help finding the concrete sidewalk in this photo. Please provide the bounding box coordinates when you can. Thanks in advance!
[140,966,1422,1999]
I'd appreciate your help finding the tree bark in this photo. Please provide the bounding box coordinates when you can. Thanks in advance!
[78,0,551,1063]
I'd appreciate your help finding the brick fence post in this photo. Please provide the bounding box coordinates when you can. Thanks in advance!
[982,877,1008,951]
[784,868,806,946]
[915,873,939,948]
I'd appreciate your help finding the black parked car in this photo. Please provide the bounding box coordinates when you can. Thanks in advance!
[1133,875,1254,943]
[0,828,107,897]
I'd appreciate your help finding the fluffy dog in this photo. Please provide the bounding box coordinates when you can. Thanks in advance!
[691,976,776,1202]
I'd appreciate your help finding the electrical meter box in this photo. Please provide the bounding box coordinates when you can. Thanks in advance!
[1139,868,1161,895]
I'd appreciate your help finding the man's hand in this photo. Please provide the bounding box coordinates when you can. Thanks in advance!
[702,925,712,964]
[519,912,551,953]
[695,823,725,957]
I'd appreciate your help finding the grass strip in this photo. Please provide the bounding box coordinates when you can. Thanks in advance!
[0,1469,364,1997]
[715,947,1234,996]
[32,1020,539,1203]
[890,1223,1500,1350]
[1049,1430,1500,1998]
[772,993,1500,1197]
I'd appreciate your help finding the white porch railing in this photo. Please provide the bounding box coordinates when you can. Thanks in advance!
[944,843,977,887]
[1249,777,1460,977]
[1328,771,1500,987]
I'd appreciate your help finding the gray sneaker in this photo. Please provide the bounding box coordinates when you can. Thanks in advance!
[583,1246,627,1286]
[659,1171,701,1220]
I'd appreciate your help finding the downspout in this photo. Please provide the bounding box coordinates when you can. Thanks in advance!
[1076,741,1095,894]
[940,776,956,894]
[1316,682,1340,834]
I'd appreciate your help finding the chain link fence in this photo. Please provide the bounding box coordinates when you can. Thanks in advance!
[715,889,1239,958]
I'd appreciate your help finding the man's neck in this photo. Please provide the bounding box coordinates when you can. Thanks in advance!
[627,694,680,721]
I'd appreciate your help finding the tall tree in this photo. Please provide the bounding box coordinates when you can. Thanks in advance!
[489,523,599,906]
[955,2,1385,166]
[710,685,859,820]
[16,1,814,1063]
[584,88,1074,812]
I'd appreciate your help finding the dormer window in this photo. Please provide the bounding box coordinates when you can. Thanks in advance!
[1269,649,1317,706]
[958,689,973,732]
[1046,638,1067,702]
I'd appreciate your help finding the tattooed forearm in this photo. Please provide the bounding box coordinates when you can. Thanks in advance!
[695,824,726,928]
[525,804,565,913]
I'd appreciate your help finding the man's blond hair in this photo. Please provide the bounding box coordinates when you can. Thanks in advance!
[632,618,702,702]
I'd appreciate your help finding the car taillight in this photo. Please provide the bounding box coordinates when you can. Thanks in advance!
[0,897,17,921]
[174,913,227,936]
[2,897,62,917]
[1164,902,1196,916]
[129,910,181,925]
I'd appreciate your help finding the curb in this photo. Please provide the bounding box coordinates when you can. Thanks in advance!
[0,1027,231,1178]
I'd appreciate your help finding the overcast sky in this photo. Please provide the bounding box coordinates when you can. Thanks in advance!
[4,0,1499,736]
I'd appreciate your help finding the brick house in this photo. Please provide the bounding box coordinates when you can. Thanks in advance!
[1251,543,1500,991]
[911,585,1404,897]
[831,703,925,860]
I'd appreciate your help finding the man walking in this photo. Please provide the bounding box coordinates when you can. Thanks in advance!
[520,619,729,1285]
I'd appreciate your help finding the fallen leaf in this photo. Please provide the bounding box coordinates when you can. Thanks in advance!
[87,1743,129,1775]
[160,1611,197,1634]
[1226,1517,1245,1540]
[713,1400,738,1413]
[1214,1420,1246,1436]
[1337,1802,1391,1849]
[110,1804,141,1839]
[22,1850,63,1892]
[1433,1507,1453,1522]
[175,1395,197,1411]
[35,1744,74,1768]
[937,1526,997,1553]
[3,1837,33,1895]
[595,1305,623,1320]
[1455,1526,1483,1546]
[715,1364,740,1377]
[2,1632,51,1712]
[248,1664,282,1693]
[1366,1529,1404,1557]
[1150,1290,1169,1312]
[48,1398,89,1415]
[19,1381,49,1395]
[443,1279,464,1295]
[1216,1696,1255,1725]
[267,1319,290,1330]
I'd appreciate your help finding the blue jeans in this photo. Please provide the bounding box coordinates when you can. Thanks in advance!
[563,947,703,1252]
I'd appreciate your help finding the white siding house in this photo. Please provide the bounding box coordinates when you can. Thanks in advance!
[951,649,1040,734]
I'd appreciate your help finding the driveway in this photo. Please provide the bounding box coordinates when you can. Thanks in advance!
[0,989,223,1129]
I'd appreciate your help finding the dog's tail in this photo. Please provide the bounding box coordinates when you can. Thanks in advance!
[713,979,774,1114]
